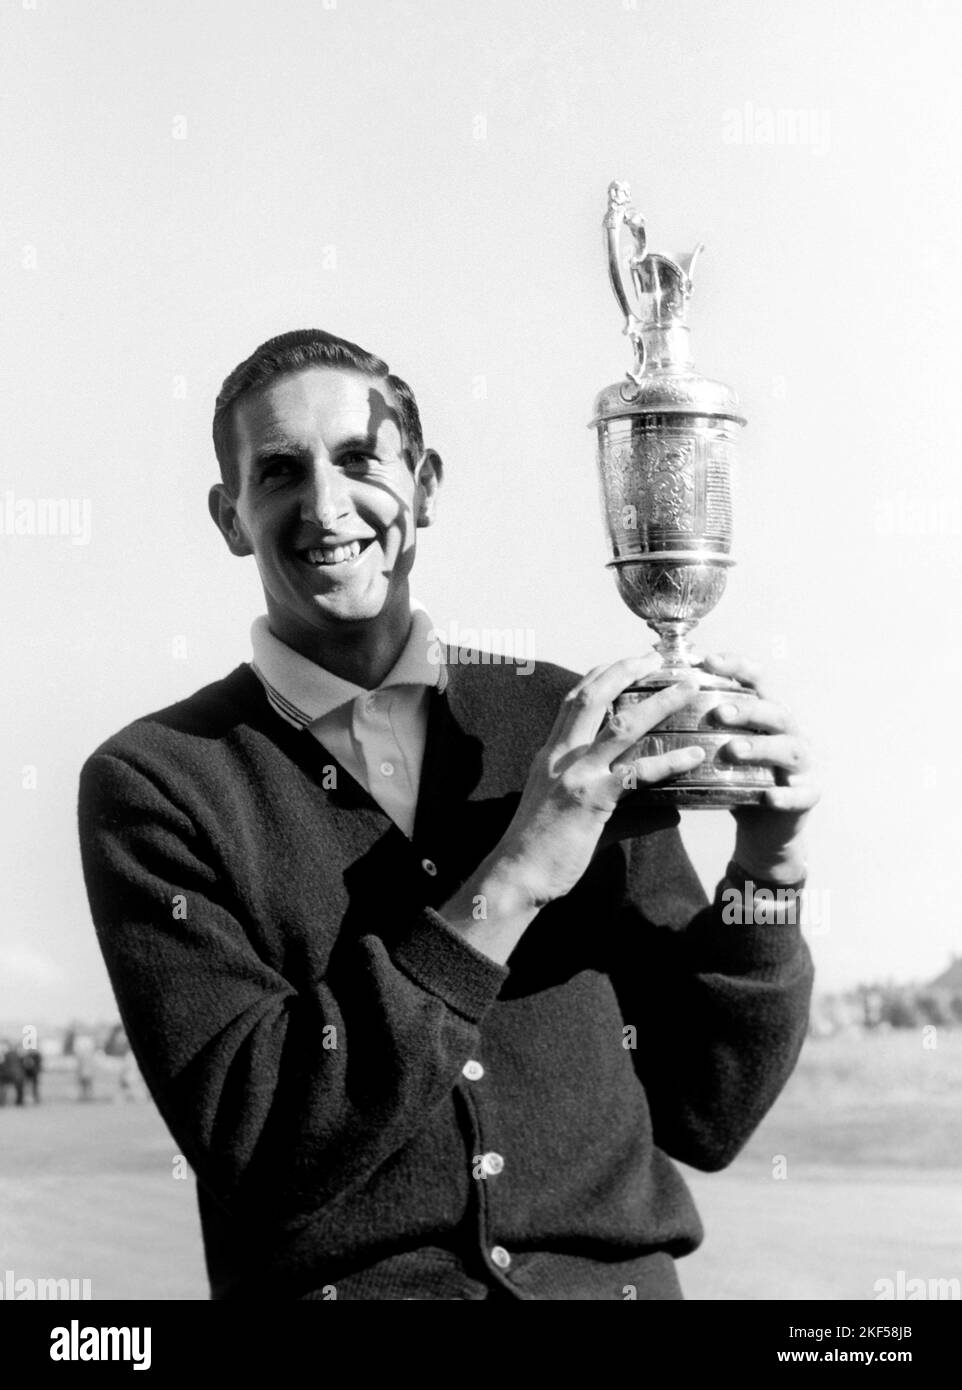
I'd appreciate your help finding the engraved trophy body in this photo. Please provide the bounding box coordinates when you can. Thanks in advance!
[591,181,773,806]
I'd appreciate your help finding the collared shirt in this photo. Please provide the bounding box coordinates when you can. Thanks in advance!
[250,607,446,838]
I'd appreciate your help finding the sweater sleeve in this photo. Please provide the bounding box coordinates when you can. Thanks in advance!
[78,751,507,1233]
[608,826,814,1173]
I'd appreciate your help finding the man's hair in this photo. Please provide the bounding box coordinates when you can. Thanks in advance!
[212,328,425,495]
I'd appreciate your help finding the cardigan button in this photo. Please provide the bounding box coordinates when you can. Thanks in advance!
[462,1059,484,1081]
[490,1246,511,1270]
[421,858,438,876]
[480,1152,504,1176]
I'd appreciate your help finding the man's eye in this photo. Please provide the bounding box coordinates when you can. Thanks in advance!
[341,451,377,469]
[260,457,298,480]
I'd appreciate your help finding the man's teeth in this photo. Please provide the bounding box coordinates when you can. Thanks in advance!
[304,541,364,565]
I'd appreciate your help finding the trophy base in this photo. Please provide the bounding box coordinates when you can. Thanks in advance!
[613,669,775,809]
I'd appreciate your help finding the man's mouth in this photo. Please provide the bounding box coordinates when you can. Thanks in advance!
[297,538,375,568]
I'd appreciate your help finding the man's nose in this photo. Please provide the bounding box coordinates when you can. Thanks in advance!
[300,461,347,531]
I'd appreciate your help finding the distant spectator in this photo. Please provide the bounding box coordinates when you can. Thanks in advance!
[20,1048,42,1103]
[74,1034,96,1101]
[104,1022,129,1058]
[116,1049,142,1102]
[0,1039,26,1107]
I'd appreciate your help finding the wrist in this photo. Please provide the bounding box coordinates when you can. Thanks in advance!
[731,838,808,887]
[472,845,546,916]
[441,845,543,927]
[720,861,805,928]
[438,850,543,967]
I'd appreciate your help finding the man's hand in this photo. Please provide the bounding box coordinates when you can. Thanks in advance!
[440,655,706,963]
[440,650,817,965]
[702,652,819,884]
[493,653,709,908]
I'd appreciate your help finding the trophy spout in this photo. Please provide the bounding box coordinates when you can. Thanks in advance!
[677,241,705,287]
[604,184,712,385]
[631,252,693,326]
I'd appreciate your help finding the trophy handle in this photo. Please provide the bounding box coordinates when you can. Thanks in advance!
[604,181,647,383]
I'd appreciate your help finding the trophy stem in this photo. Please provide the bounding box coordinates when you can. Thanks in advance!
[651,622,696,669]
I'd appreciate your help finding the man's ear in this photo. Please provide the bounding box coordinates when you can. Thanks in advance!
[208,483,253,557]
[414,449,442,528]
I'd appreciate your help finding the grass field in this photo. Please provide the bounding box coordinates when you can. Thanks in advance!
[1,1030,960,1300]
[679,1029,962,1301]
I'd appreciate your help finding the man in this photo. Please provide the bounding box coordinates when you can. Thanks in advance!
[20,1043,42,1104]
[0,1039,26,1107]
[78,328,818,1301]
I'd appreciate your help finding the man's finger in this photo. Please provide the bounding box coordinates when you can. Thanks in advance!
[604,743,706,794]
[591,679,702,767]
[721,734,812,776]
[702,652,768,698]
[551,654,662,748]
[760,782,821,813]
[711,695,797,736]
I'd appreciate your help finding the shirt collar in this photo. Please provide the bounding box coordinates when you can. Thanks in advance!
[250,604,447,727]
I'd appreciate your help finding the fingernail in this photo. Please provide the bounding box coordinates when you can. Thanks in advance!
[730,739,751,757]
[718,703,738,720]
[687,746,706,763]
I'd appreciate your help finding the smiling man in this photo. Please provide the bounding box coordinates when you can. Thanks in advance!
[78,328,817,1301]
[209,346,439,689]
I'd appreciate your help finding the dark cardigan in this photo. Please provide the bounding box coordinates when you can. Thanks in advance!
[78,653,813,1301]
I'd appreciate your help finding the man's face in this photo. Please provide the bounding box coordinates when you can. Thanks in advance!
[210,367,440,653]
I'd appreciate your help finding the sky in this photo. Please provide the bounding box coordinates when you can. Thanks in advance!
[2,0,961,1021]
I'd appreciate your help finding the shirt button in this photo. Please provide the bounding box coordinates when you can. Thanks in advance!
[421,858,438,877]
[462,1059,484,1081]
[379,761,395,777]
[481,1152,504,1176]
[490,1246,511,1270]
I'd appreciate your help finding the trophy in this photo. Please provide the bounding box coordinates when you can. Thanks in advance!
[591,181,773,806]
